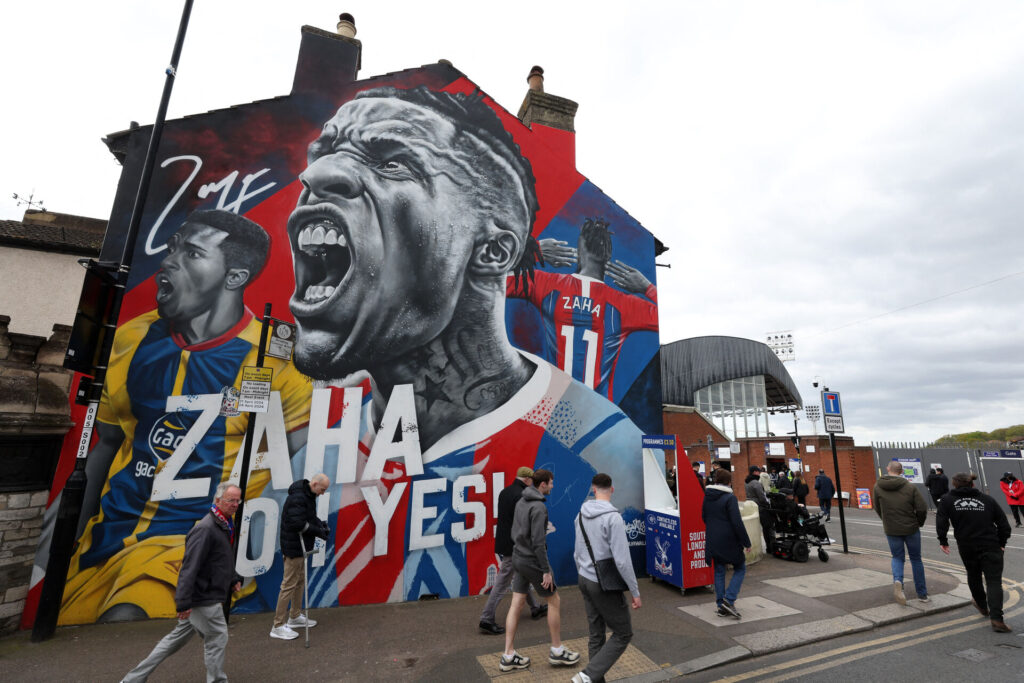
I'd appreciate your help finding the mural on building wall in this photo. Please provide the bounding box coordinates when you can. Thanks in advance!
[47,42,661,625]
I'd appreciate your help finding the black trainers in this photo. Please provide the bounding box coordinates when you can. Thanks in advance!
[499,652,530,671]
[548,647,580,666]
[531,604,548,620]
[479,620,504,635]
[720,601,741,619]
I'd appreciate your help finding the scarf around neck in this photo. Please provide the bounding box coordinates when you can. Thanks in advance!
[210,505,235,545]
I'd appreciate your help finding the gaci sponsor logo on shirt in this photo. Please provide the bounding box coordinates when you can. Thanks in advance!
[147,413,191,463]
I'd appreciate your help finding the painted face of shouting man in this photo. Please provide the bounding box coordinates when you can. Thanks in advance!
[287,87,538,386]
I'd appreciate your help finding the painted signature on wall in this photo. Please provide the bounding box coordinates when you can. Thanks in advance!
[144,155,277,255]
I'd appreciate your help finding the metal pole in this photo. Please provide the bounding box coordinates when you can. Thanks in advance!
[224,303,272,620]
[32,0,195,642]
[831,432,849,553]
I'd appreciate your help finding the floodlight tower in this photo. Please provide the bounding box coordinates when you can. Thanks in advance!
[765,330,795,363]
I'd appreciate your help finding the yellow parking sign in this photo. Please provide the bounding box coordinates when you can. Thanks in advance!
[239,366,273,412]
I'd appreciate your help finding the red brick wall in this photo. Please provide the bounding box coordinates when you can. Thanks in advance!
[661,409,878,505]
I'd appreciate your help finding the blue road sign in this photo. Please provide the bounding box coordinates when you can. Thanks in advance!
[822,391,842,417]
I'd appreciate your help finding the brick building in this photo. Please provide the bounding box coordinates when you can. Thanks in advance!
[0,210,104,635]
[660,336,876,504]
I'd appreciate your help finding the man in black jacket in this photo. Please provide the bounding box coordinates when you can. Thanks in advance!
[478,466,543,634]
[937,472,1012,632]
[270,473,330,640]
[122,483,243,682]
[926,467,950,509]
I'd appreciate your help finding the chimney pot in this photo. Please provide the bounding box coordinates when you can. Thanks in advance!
[527,65,544,92]
[337,13,357,38]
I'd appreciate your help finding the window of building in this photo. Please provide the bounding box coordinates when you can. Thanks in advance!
[694,375,769,440]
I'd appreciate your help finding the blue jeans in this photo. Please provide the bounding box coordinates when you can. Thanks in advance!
[886,531,927,598]
[713,558,746,606]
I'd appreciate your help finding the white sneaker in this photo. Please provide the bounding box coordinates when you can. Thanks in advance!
[270,624,299,640]
[287,614,317,628]
[572,673,593,683]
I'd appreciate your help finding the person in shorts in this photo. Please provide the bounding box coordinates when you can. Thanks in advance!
[500,469,580,672]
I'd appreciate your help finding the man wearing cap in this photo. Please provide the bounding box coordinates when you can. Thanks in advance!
[479,466,544,634]
[815,469,835,521]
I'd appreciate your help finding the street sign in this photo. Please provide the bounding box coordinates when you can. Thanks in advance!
[821,390,844,433]
[266,320,296,360]
[824,415,844,433]
[239,366,273,412]
[821,391,842,416]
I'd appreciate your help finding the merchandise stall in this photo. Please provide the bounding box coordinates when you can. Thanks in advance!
[642,436,714,592]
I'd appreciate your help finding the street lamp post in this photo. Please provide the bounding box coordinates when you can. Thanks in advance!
[31,0,196,642]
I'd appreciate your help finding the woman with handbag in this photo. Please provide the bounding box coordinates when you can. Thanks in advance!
[703,468,752,619]
[572,473,641,683]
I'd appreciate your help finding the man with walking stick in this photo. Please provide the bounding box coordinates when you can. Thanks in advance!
[270,473,330,640]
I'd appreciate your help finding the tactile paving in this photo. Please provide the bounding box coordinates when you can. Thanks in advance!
[476,635,662,680]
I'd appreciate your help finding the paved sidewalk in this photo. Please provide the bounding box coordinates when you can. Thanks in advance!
[0,534,972,681]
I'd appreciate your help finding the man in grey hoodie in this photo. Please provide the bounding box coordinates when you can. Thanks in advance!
[572,473,641,683]
[873,460,929,604]
[500,469,581,672]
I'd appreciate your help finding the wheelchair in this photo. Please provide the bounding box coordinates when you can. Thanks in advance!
[766,491,831,562]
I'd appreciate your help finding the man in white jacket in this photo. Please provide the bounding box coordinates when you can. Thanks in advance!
[572,473,642,683]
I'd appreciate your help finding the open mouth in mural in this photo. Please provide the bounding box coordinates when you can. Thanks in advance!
[155,271,175,303]
[288,206,353,312]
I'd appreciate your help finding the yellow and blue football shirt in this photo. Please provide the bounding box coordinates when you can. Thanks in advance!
[66,308,310,599]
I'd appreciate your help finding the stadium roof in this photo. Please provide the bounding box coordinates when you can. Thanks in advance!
[661,336,802,410]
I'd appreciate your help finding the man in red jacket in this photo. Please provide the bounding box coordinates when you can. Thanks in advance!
[998,472,1024,528]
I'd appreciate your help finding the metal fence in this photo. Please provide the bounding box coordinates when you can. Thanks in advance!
[871,442,1024,516]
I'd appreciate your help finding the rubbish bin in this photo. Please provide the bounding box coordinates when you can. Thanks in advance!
[740,500,764,564]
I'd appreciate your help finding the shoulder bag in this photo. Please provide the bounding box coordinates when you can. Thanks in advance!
[577,515,628,592]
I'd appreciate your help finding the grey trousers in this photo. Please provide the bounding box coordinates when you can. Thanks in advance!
[479,554,538,623]
[122,603,229,683]
[578,576,632,680]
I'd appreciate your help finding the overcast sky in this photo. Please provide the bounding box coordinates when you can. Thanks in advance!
[3,1,1022,445]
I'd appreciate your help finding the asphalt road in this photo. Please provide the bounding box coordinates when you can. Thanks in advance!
[681,506,1024,682]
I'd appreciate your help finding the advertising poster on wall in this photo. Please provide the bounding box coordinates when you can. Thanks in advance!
[39,29,664,626]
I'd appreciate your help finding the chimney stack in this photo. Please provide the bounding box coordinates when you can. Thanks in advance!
[517,65,578,133]
[527,65,544,92]
[337,12,357,38]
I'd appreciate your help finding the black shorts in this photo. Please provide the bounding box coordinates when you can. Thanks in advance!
[511,556,556,598]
